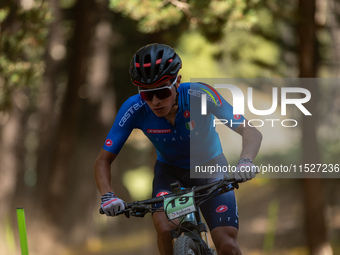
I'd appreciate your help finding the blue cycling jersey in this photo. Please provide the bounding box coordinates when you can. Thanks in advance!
[103,82,245,169]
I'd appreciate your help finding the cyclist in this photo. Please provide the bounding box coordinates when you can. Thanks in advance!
[94,43,262,255]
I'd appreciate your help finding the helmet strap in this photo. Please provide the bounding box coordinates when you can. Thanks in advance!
[171,88,179,108]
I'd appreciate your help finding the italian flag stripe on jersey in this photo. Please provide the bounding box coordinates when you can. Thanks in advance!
[185,121,195,130]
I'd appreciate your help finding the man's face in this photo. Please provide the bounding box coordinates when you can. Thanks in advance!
[141,77,180,117]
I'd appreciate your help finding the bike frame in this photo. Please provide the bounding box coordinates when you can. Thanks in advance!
[100,177,240,255]
[167,181,215,254]
[170,208,211,254]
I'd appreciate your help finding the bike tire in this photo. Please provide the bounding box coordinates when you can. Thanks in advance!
[173,236,199,255]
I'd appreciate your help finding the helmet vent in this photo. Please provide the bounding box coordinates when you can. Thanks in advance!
[134,54,143,78]
[164,52,176,70]
[155,50,163,74]
[136,67,142,79]
[156,50,164,62]
[143,54,152,79]
[164,61,170,70]
[144,53,151,64]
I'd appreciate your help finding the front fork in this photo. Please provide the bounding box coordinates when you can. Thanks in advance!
[194,209,209,247]
[170,207,210,248]
[169,182,210,250]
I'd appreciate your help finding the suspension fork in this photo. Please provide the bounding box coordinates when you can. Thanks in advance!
[170,211,197,246]
[170,206,210,248]
[195,206,209,247]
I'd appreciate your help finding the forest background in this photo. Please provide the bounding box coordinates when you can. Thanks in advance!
[1,0,340,254]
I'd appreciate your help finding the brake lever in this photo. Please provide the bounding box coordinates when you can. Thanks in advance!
[116,209,131,218]
[130,204,150,218]
[218,181,240,195]
[232,182,239,189]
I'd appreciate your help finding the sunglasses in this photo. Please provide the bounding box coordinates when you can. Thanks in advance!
[139,76,178,101]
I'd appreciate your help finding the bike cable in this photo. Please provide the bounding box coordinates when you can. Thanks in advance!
[164,195,209,253]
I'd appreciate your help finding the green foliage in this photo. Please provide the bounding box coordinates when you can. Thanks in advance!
[321,139,340,164]
[219,5,286,77]
[263,199,279,254]
[0,7,9,23]
[109,0,259,40]
[175,8,283,79]
[109,0,286,79]
[219,29,281,77]
[0,1,51,110]
[59,0,77,9]
[110,0,184,33]
[176,32,224,80]
[122,166,153,200]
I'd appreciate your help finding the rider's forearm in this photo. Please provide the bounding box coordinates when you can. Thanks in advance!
[94,158,114,196]
[239,125,262,161]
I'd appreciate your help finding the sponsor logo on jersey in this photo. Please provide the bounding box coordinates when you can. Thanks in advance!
[147,129,172,134]
[119,100,146,127]
[216,205,228,213]
[156,191,169,197]
[184,110,190,118]
[105,139,113,147]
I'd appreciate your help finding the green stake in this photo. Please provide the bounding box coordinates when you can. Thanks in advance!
[16,208,29,255]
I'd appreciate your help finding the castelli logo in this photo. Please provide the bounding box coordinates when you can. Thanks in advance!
[184,110,190,118]
[156,191,169,197]
[234,114,241,120]
[105,139,113,147]
[216,205,228,213]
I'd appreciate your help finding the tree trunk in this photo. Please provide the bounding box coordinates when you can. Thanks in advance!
[42,0,102,226]
[298,0,333,254]
[300,84,332,255]
[329,0,340,77]
[33,0,64,212]
[61,6,118,244]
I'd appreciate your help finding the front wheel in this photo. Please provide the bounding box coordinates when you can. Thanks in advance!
[173,236,199,255]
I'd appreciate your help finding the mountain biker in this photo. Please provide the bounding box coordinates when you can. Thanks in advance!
[94,43,262,255]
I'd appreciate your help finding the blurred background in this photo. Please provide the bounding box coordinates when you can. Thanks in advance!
[1,0,340,254]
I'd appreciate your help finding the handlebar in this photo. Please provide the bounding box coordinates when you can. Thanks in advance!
[99,177,241,216]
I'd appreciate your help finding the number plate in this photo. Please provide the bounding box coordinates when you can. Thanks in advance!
[164,192,196,220]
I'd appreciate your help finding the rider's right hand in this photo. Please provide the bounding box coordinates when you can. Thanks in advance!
[101,192,125,216]
[233,158,259,182]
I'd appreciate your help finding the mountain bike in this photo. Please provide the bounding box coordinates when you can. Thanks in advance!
[100,177,241,255]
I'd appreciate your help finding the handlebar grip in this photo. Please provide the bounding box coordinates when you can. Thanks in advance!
[99,207,127,217]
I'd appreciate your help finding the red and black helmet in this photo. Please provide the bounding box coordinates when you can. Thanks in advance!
[129,43,182,87]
